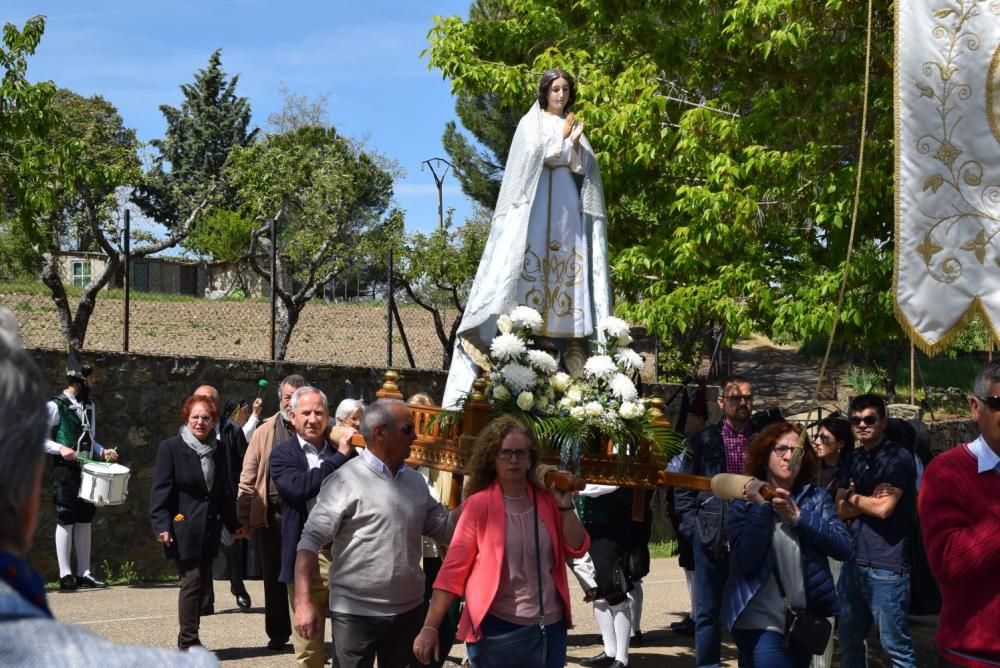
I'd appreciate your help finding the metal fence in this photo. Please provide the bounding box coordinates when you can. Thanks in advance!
[3,289,459,370]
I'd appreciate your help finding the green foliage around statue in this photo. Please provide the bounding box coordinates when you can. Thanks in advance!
[427,0,897,371]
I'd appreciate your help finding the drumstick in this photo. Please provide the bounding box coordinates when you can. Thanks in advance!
[255,378,269,399]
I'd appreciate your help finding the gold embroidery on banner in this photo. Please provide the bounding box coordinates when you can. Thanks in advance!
[911,0,1000,285]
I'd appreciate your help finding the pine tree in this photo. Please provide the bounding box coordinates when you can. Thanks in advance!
[132,49,256,228]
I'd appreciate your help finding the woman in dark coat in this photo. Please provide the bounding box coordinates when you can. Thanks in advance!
[723,422,852,668]
[149,394,245,650]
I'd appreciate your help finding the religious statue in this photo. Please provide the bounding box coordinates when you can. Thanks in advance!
[443,68,611,408]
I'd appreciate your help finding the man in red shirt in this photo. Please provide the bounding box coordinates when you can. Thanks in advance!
[919,361,1000,668]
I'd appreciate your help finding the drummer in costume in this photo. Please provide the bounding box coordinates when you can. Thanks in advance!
[43,350,117,591]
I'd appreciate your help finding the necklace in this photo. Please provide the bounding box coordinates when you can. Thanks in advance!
[502,491,527,500]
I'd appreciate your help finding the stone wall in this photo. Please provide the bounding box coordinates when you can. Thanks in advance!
[28,348,449,580]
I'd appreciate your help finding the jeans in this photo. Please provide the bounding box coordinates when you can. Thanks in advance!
[466,614,567,668]
[733,629,810,668]
[837,562,916,668]
[692,540,730,667]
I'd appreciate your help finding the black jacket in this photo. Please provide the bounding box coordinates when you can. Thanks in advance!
[149,435,240,562]
[269,436,352,583]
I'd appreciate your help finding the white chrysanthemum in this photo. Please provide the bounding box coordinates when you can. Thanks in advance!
[516,391,534,411]
[601,316,631,339]
[566,385,584,403]
[551,372,572,393]
[585,401,604,417]
[610,373,638,401]
[492,384,510,401]
[500,362,536,392]
[584,355,617,380]
[497,314,514,334]
[616,349,644,372]
[527,349,558,374]
[509,306,543,331]
[618,401,643,420]
[490,333,526,362]
[570,406,586,419]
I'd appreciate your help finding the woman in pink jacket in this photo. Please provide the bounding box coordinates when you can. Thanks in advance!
[413,416,590,667]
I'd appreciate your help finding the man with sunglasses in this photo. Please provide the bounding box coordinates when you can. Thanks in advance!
[918,362,1000,668]
[835,394,917,668]
[293,399,459,668]
[675,375,757,668]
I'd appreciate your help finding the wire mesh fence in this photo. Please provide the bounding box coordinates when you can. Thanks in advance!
[3,289,459,370]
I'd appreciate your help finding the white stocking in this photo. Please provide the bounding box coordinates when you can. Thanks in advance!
[685,567,697,618]
[628,579,643,634]
[611,600,632,665]
[55,524,73,578]
[73,522,92,576]
[593,599,616,657]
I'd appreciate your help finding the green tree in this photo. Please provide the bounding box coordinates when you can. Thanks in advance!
[427,0,896,372]
[229,125,394,359]
[132,49,255,229]
[442,91,520,209]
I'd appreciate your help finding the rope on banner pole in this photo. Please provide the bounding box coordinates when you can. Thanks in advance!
[813,0,875,409]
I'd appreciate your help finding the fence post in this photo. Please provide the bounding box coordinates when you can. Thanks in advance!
[122,209,130,353]
[269,216,277,361]
[387,247,393,367]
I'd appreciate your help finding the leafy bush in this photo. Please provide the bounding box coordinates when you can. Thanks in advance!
[841,365,885,395]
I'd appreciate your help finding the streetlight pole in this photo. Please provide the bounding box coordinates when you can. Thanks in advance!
[421,157,453,229]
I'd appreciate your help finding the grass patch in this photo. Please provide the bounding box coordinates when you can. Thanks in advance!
[649,539,679,559]
[43,560,178,590]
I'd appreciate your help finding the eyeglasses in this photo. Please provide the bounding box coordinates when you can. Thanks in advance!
[814,433,831,445]
[723,394,753,404]
[849,415,879,427]
[189,415,213,423]
[497,448,531,461]
[975,395,1000,411]
[773,444,802,457]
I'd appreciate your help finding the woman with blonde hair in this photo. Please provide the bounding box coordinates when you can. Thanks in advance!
[413,416,589,667]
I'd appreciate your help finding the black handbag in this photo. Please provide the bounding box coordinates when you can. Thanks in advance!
[774,563,832,656]
[471,499,548,668]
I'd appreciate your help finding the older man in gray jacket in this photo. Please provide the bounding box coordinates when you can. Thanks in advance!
[0,308,215,667]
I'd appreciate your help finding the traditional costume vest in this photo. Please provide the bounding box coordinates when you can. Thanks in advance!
[50,394,92,468]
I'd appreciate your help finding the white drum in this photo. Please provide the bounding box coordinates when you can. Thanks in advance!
[78,462,131,507]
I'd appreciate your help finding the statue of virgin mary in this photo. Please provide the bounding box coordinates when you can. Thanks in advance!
[442,68,612,408]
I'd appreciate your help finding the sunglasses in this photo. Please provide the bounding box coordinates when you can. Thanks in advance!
[849,415,879,427]
[814,433,831,445]
[975,395,1000,411]
[723,394,753,404]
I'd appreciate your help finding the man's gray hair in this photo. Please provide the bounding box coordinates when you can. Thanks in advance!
[0,326,47,551]
[973,360,1000,398]
[335,398,365,421]
[360,398,408,442]
[290,386,328,412]
[278,374,306,398]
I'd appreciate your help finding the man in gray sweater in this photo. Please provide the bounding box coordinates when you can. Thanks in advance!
[294,398,458,668]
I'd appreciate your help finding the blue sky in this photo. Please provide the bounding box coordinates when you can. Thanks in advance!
[12,0,477,244]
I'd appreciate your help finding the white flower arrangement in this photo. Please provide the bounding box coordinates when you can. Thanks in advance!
[551,372,572,393]
[584,354,617,380]
[499,362,536,392]
[516,391,535,411]
[497,313,514,334]
[615,349,644,372]
[610,372,639,402]
[528,349,559,374]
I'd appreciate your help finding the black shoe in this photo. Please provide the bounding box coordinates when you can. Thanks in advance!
[76,574,106,588]
[610,662,626,668]
[670,617,696,636]
[580,652,615,668]
[266,638,289,650]
[631,630,643,647]
[235,591,252,610]
[59,575,78,591]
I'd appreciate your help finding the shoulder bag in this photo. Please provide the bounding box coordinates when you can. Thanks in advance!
[774,560,831,656]
[470,498,548,668]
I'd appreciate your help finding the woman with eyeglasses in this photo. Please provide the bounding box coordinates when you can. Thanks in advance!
[808,416,854,668]
[413,415,589,667]
[149,394,247,651]
[723,422,852,667]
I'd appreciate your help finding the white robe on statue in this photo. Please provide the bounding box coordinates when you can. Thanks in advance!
[442,102,611,408]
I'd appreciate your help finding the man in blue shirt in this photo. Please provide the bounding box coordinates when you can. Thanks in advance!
[835,394,917,668]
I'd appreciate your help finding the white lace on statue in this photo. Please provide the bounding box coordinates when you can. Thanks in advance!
[443,100,611,408]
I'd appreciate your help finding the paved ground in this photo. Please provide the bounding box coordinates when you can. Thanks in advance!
[49,558,938,667]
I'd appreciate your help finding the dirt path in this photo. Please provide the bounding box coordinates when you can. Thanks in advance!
[731,334,841,417]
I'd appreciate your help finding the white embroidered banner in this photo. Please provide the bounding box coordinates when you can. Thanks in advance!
[895,0,1000,352]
